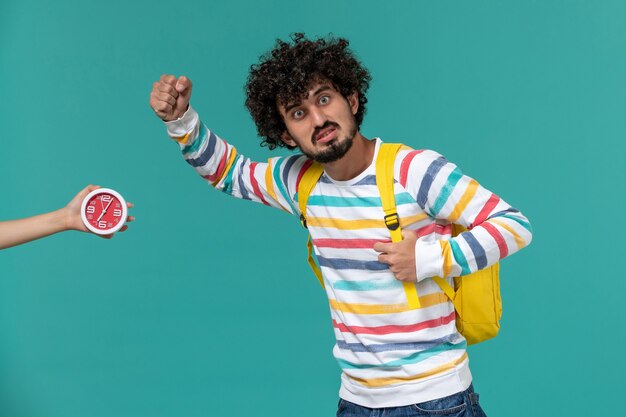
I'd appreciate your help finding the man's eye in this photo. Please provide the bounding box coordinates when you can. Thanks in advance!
[319,96,330,105]
[293,110,304,119]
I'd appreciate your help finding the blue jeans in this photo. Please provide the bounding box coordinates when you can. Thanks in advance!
[336,384,487,417]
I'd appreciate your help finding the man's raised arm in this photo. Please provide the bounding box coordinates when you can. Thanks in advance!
[149,75,309,217]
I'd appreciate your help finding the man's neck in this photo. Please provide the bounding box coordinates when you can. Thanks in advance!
[322,132,375,181]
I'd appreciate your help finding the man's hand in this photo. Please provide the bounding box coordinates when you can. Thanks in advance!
[373,230,419,282]
[149,75,193,121]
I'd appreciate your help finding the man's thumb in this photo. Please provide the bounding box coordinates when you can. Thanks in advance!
[176,76,191,94]
[402,229,418,240]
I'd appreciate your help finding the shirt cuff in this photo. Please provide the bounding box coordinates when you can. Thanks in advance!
[415,238,444,281]
[164,105,198,141]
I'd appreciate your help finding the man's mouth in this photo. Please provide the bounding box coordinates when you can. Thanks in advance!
[315,126,337,144]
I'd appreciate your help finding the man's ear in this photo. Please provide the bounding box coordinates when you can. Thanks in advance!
[348,92,359,115]
[280,131,297,148]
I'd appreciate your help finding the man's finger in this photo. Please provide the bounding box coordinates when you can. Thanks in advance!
[160,74,177,86]
[176,76,192,94]
[153,101,173,114]
[378,253,390,265]
[373,241,393,253]
[155,82,178,97]
[154,91,176,106]
[402,230,418,240]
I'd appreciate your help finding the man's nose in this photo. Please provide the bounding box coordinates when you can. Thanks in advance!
[310,107,327,127]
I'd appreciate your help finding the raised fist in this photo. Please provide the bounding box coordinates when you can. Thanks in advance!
[149,75,193,121]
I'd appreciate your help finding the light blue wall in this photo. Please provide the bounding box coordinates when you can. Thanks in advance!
[1,1,624,416]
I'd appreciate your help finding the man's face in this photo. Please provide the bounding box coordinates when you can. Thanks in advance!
[278,81,359,164]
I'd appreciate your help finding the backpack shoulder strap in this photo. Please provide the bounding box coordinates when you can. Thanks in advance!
[376,143,421,309]
[297,162,324,227]
[297,161,325,288]
[376,143,404,243]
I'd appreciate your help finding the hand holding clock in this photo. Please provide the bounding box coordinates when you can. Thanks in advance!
[0,185,134,250]
[69,185,134,238]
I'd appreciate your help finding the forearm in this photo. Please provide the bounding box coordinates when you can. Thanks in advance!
[415,209,532,280]
[404,150,533,280]
[165,106,305,215]
[166,106,235,189]
[0,208,70,250]
[171,108,239,192]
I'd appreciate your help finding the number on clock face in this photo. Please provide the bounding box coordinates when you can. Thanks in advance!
[84,193,124,231]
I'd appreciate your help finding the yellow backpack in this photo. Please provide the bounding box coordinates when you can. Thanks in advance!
[297,143,502,345]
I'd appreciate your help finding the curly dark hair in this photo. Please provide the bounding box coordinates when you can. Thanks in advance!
[245,33,372,150]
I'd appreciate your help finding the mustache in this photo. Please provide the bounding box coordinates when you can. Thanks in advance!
[312,121,340,143]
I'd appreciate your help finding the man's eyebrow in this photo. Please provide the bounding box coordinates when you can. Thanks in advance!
[312,84,333,96]
[283,85,334,113]
[284,100,301,114]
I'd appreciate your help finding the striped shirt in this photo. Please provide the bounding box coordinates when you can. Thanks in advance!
[165,106,532,407]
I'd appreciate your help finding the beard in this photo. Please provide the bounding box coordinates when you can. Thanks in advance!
[304,136,354,163]
[302,122,357,164]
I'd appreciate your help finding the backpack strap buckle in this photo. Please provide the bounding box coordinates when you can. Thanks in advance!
[384,213,399,230]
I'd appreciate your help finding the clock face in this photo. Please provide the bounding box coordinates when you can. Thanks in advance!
[80,188,127,235]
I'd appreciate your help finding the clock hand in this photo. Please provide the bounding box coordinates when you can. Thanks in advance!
[97,199,114,222]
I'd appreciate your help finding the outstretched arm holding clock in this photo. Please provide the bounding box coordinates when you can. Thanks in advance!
[0,185,134,250]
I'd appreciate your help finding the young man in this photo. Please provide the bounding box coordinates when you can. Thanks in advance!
[0,185,134,250]
[150,34,532,416]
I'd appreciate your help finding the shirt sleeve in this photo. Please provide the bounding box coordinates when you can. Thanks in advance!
[401,149,533,281]
[164,106,310,216]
